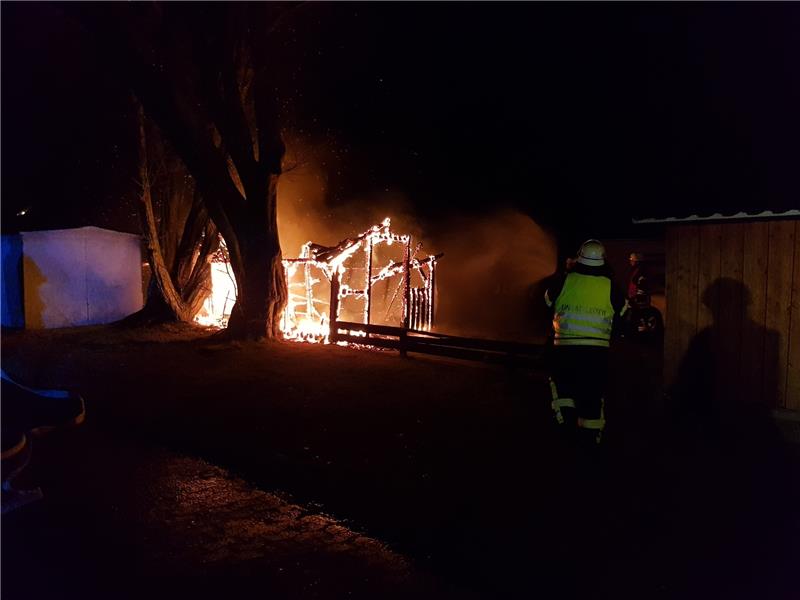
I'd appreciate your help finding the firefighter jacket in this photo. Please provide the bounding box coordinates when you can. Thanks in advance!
[627,265,648,299]
[545,270,616,348]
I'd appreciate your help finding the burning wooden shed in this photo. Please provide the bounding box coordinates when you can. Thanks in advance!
[195,219,442,340]
[635,209,800,414]
[281,218,442,342]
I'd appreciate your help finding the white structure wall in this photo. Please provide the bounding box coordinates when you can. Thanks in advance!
[20,226,143,329]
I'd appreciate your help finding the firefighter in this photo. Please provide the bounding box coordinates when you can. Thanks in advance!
[544,239,626,448]
[624,251,659,338]
[626,252,648,301]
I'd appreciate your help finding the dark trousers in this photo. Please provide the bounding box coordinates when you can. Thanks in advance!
[549,345,609,422]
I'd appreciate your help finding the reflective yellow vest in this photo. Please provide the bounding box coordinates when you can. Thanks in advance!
[552,272,614,347]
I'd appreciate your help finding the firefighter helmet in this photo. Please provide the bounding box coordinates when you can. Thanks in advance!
[577,239,606,266]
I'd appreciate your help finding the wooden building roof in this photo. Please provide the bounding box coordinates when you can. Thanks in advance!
[633,208,799,225]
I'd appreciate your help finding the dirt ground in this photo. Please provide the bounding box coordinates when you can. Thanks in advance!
[2,323,799,599]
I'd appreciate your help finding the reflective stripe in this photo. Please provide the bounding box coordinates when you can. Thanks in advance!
[552,398,575,409]
[548,378,563,424]
[562,313,613,325]
[578,397,606,437]
[554,315,613,336]
[555,321,611,334]
[578,417,606,430]
[554,337,610,348]
[548,378,574,425]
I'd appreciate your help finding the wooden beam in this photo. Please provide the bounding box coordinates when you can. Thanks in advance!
[334,321,543,356]
[674,225,700,385]
[429,261,436,330]
[787,220,800,410]
[764,219,796,408]
[696,223,721,333]
[740,220,770,404]
[402,239,411,330]
[718,222,745,403]
[365,237,373,333]
[664,226,681,385]
[329,271,340,344]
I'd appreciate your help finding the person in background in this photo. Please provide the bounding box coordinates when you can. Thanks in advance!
[544,240,626,449]
[627,252,648,301]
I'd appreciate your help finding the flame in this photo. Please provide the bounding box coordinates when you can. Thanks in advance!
[282,313,330,343]
[195,261,237,327]
[196,217,440,343]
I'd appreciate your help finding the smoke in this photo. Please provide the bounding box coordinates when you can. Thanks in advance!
[277,139,557,342]
[277,140,421,255]
[423,211,557,342]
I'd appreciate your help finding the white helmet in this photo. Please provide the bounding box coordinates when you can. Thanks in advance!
[577,239,606,266]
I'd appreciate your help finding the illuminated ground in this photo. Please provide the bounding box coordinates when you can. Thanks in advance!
[2,324,798,598]
[2,427,447,599]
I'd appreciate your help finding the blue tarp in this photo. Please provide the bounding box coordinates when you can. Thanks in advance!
[1,235,24,328]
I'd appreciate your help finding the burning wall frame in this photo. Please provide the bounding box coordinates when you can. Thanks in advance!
[281,218,442,342]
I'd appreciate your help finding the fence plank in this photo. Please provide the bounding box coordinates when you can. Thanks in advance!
[786,220,800,410]
[740,221,770,405]
[696,224,722,332]
[764,220,796,408]
[664,226,681,385]
[717,223,745,402]
[675,225,700,382]
[333,322,545,367]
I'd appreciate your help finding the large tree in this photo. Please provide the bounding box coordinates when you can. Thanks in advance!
[80,3,295,339]
[123,103,220,326]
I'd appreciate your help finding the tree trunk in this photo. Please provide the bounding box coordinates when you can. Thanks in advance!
[120,100,219,327]
[224,174,287,340]
[225,241,286,340]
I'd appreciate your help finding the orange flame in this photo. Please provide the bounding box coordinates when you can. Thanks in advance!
[197,217,438,344]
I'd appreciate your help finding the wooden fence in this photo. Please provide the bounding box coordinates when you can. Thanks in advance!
[664,218,799,410]
[330,320,544,367]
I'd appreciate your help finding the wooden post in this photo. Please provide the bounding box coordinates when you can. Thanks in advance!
[305,260,314,320]
[400,239,411,356]
[787,220,800,410]
[330,270,340,343]
[283,263,292,334]
[664,226,681,386]
[428,260,436,331]
[418,288,426,331]
[364,237,373,336]
[765,219,797,408]
[402,238,411,330]
[412,288,419,330]
[740,220,769,406]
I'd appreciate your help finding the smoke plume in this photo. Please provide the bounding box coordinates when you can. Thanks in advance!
[277,141,556,342]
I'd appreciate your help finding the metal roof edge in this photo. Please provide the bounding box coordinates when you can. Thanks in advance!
[19,226,141,239]
[632,209,800,225]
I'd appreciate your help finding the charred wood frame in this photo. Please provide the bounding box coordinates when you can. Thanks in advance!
[281,218,443,343]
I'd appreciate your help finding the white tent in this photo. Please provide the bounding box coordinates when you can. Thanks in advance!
[1,226,143,329]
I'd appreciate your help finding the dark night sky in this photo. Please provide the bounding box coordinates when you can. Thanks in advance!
[3,2,799,241]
